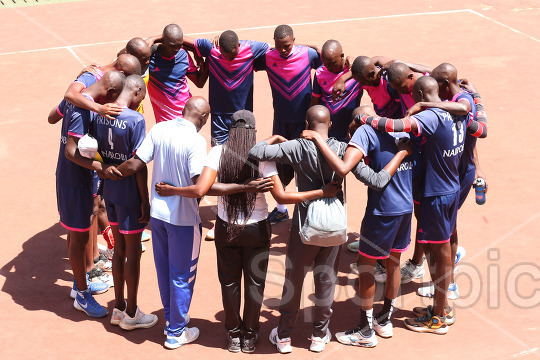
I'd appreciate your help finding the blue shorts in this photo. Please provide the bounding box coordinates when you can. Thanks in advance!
[211,113,233,146]
[272,120,305,140]
[359,213,412,259]
[458,167,475,209]
[417,191,459,244]
[56,182,93,232]
[105,200,146,234]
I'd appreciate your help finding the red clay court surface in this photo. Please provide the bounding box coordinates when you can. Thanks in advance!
[1,0,539,359]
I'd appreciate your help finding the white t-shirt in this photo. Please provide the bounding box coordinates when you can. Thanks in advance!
[205,145,278,225]
[136,118,207,226]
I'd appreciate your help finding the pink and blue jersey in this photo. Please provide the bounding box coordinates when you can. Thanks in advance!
[262,45,321,123]
[55,97,94,188]
[350,126,413,216]
[92,108,146,208]
[148,48,198,122]
[195,39,268,114]
[312,66,362,140]
[363,74,402,118]
[411,108,465,197]
[454,90,477,176]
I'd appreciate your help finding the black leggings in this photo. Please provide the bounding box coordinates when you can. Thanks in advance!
[214,216,271,338]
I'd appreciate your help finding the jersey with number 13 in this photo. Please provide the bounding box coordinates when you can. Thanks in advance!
[411,107,466,198]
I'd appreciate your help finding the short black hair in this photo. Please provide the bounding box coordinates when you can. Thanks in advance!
[274,24,293,39]
[386,62,409,84]
[351,56,371,76]
[219,30,239,53]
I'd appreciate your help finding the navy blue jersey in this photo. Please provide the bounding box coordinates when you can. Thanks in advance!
[349,125,413,216]
[455,90,478,175]
[74,71,101,88]
[93,108,146,207]
[55,98,94,188]
[412,108,465,197]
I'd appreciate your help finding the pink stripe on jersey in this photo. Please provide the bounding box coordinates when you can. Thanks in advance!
[265,45,309,83]
[148,80,192,122]
[56,106,63,117]
[67,132,84,138]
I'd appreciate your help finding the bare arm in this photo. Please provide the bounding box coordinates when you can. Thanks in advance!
[372,56,432,74]
[134,165,150,223]
[186,55,209,88]
[154,166,217,198]
[48,106,63,124]
[206,177,274,196]
[269,174,340,204]
[64,82,123,120]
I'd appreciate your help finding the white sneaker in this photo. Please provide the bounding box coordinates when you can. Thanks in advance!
[164,327,200,349]
[374,262,387,283]
[141,243,146,252]
[400,258,425,284]
[205,227,215,240]
[119,307,158,330]
[347,240,359,252]
[373,318,393,338]
[269,327,292,353]
[416,283,460,300]
[309,328,331,352]
[454,246,466,274]
[141,231,151,242]
[93,271,114,287]
[349,262,386,283]
[164,314,191,335]
[111,306,125,326]
[335,327,378,347]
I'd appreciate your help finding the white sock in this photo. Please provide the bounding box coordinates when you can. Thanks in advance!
[276,204,287,213]
[366,308,373,330]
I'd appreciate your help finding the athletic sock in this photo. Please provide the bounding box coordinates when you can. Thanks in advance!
[276,204,287,213]
[101,226,114,249]
[376,298,396,324]
[359,308,373,336]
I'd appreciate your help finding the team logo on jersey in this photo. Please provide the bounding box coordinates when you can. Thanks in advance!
[272,63,278,67]
[322,81,327,85]
[154,66,160,72]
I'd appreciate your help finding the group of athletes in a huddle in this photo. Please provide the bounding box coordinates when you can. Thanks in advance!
[50,22,487,353]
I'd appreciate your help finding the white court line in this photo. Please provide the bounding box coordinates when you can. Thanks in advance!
[0,9,471,57]
[466,9,540,43]
[8,7,86,65]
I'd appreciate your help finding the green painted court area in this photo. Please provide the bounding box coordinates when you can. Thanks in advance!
[0,0,81,8]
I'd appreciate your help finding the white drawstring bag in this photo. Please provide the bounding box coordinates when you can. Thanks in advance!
[297,144,347,247]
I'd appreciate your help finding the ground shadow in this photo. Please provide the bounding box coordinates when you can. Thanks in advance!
[0,222,99,323]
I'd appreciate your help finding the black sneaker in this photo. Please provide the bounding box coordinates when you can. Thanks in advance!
[228,335,241,353]
[241,335,258,353]
[268,207,289,225]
